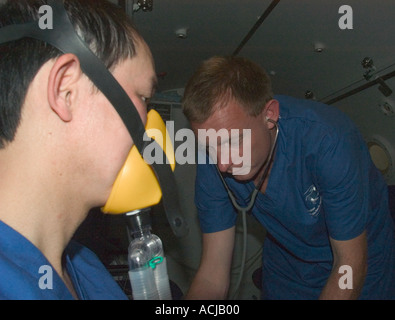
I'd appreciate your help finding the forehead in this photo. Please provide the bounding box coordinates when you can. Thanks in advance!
[116,39,157,90]
[135,39,156,75]
[193,98,250,132]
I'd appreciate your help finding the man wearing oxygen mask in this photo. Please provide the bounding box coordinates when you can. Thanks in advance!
[182,56,395,300]
[0,0,159,299]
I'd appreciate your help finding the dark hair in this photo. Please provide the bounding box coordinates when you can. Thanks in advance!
[0,0,139,148]
[182,55,273,123]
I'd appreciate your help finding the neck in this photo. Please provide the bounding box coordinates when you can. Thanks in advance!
[0,148,88,277]
[254,128,278,193]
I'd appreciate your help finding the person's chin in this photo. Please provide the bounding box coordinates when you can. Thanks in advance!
[231,167,255,182]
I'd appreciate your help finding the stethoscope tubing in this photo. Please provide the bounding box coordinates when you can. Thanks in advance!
[213,120,279,299]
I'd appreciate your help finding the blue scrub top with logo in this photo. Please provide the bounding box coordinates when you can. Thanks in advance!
[195,95,395,299]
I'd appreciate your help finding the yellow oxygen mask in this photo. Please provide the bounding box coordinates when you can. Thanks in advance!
[102,109,175,214]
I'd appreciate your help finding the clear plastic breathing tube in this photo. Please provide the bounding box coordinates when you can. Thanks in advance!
[126,208,172,300]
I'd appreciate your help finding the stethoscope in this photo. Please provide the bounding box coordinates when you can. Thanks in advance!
[213,119,279,299]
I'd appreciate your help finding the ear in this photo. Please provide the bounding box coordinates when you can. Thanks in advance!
[47,54,83,122]
[263,99,280,130]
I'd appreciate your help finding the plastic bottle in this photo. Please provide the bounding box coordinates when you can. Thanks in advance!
[127,209,172,300]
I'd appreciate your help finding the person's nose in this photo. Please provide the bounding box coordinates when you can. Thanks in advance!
[216,150,233,173]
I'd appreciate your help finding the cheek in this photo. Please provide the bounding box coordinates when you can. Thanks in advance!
[107,127,133,170]
[102,96,148,186]
[97,131,132,200]
[93,106,133,178]
[130,96,148,127]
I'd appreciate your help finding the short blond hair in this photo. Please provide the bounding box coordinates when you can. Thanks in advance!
[182,56,273,123]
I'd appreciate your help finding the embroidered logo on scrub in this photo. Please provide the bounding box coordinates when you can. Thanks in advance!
[304,185,322,217]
